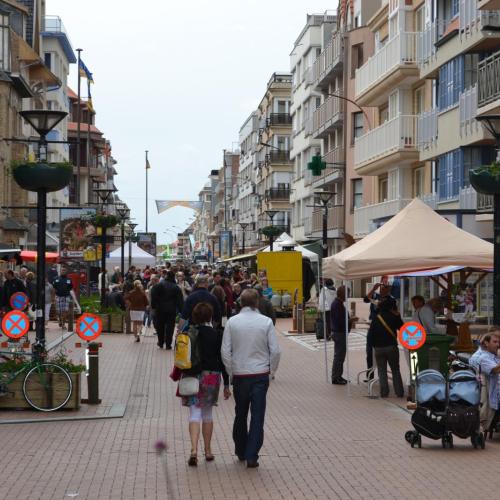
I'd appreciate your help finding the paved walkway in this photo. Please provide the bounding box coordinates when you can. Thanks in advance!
[0,319,498,499]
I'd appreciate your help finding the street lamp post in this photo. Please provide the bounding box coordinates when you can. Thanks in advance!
[315,191,336,259]
[93,188,116,307]
[127,222,138,271]
[474,115,500,326]
[18,110,67,354]
[265,210,278,251]
[116,205,130,281]
[238,222,249,254]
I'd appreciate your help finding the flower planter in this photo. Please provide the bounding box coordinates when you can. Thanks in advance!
[469,167,500,195]
[95,313,111,333]
[109,313,124,333]
[12,163,73,193]
[0,372,81,410]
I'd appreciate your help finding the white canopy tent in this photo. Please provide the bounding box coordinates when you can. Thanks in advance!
[323,198,493,280]
[107,242,156,271]
[260,233,319,263]
[319,198,494,391]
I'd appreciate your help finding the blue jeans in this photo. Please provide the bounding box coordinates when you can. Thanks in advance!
[232,374,269,462]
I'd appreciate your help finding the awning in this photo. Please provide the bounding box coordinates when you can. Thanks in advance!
[20,250,59,263]
[9,73,35,98]
[222,252,258,263]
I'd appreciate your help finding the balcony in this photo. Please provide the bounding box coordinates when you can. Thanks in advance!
[478,0,500,8]
[265,187,291,201]
[313,32,343,89]
[477,193,494,212]
[311,206,344,234]
[417,108,438,151]
[42,16,76,64]
[354,198,413,238]
[459,84,483,138]
[477,49,500,115]
[355,32,419,106]
[267,150,291,164]
[312,95,343,139]
[354,115,418,175]
[306,147,345,188]
[267,113,292,126]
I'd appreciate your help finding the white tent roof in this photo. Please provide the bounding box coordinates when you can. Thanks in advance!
[107,242,156,270]
[260,233,319,263]
[323,198,494,280]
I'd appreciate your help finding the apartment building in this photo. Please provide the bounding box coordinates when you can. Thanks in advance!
[0,0,60,248]
[289,13,336,245]
[234,111,260,253]
[255,72,293,239]
[191,182,212,256]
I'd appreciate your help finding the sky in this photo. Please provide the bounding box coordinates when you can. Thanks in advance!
[47,0,335,244]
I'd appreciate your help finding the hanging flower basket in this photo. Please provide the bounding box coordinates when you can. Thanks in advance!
[260,225,281,237]
[469,163,500,195]
[87,214,119,228]
[12,162,73,193]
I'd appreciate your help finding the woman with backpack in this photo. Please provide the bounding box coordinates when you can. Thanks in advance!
[180,302,230,466]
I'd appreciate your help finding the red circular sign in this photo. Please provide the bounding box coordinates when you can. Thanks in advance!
[10,292,29,311]
[76,313,102,342]
[2,310,30,339]
[398,321,427,350]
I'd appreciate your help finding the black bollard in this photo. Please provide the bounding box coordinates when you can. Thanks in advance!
[86,341,101,404]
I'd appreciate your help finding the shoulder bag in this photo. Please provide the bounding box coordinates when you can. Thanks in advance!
[377,314,397,340]
[178,375,200,396]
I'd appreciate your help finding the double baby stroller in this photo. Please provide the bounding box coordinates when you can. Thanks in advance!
[405,369,485,449]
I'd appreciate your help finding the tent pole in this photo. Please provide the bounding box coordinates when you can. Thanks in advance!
[321,274,329,383]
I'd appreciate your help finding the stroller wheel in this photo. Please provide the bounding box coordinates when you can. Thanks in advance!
[471,434,478,449]
[417,434,422,448]
[405,431,416,445]
[479,433,486,450]
[448,434,454,449]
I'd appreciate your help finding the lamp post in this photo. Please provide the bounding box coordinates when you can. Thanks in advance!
[116,205,130,281]
[18,110,67,354]
[324,92,372,131]
[265,210,278,251]
[238,222,250,254]
[93,187,116,307]
[474,115,500,326]
[127,222,138,271]
[315,191,336,259]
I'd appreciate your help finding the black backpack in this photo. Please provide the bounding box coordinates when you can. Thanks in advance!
[446,403,479,438]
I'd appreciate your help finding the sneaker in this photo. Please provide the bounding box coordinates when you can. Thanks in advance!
[332,378,347,385]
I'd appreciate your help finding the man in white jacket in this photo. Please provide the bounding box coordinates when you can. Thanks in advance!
[221,288,281,468]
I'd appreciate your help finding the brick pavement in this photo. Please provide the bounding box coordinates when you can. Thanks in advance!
[0,318,499,499]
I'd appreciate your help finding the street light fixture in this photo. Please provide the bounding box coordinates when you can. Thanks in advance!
[314,190,336,258]
[93,187,117,306]
[127,222,138,270]
[265,210,278,251]
[116,205,130,281]
[238,222,250,254]
[475,114,500,326]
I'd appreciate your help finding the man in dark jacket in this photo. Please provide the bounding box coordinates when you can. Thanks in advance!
[179,275,221,330]
[150,271,184,349]
[2,270,27,311]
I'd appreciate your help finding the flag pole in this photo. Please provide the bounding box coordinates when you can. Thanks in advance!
[145,150,149,233]
[87,79,92,204]
[76,48,82,205]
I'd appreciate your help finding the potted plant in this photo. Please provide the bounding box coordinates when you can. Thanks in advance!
[469,162,500,194]
[11,161,73,192]
[105,306,125,333]
[304,307,318,333]
[87,214,119,229]
[80,294,111,333]
[0,352,85,410]
[260,225,282,238]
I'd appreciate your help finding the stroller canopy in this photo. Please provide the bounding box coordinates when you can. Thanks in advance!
[448,370,481,405]
[416,370,446,404]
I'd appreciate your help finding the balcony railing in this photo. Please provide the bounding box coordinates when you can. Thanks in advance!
[311,205,344,233]
[354,115,418,167]
[354,198,413,237]
[312,94,343,137]
[305,147,345,186]
[268,113,292,126]
[313,32,343,87]
[478,49,500,108]
[267,150,291,163]
[265,187,291,201]
[417,108,438,150]
[459,84,480,136]
[477,192,494,212]
[460,0,500,36]
[43,15,68,34]
[355,32,418,98]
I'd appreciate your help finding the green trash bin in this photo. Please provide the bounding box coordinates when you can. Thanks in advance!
[416,334,455,376]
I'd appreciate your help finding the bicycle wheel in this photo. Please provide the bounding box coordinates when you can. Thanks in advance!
[23,363,72,412]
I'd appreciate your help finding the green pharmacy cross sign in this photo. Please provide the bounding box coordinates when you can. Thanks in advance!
[308,153,326,176]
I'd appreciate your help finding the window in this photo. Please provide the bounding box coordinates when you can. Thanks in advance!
[0,10,10,71]
[413,167,426,197]
[438,149,462,200]
[414,87,424,115]
[351,43,364,77]
[388,169,399,200]
[44,52,52,70]
[463,147,495,186]
[379,105,389,124]
[378,176,388,202]
[415,5,425,32]
[352,112,364,142]
[438,56,463,110]
[464,54,479,90]
[352,179,363,210]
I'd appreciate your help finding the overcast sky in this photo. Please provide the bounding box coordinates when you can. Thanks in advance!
[48,0,335,244]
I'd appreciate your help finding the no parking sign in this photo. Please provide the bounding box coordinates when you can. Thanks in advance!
[10,292,29,311]
[76,313,102,342]
[2,310,30,339]
[398,321,427,350]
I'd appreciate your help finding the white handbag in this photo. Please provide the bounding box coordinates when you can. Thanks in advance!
[178,376,200,396]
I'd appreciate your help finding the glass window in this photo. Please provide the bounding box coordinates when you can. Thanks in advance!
[414,87,424,114]
[352,179,363,210]
[438,149,462,200]
[352,112,364,141]
[415,5,425,32]
[438,56,464,111]
[413,167,426,197]
[0,10,10,72]
[379,176,388,202]
[388,169,399,200]
[464,54,479,90]
[44,52,52,70]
